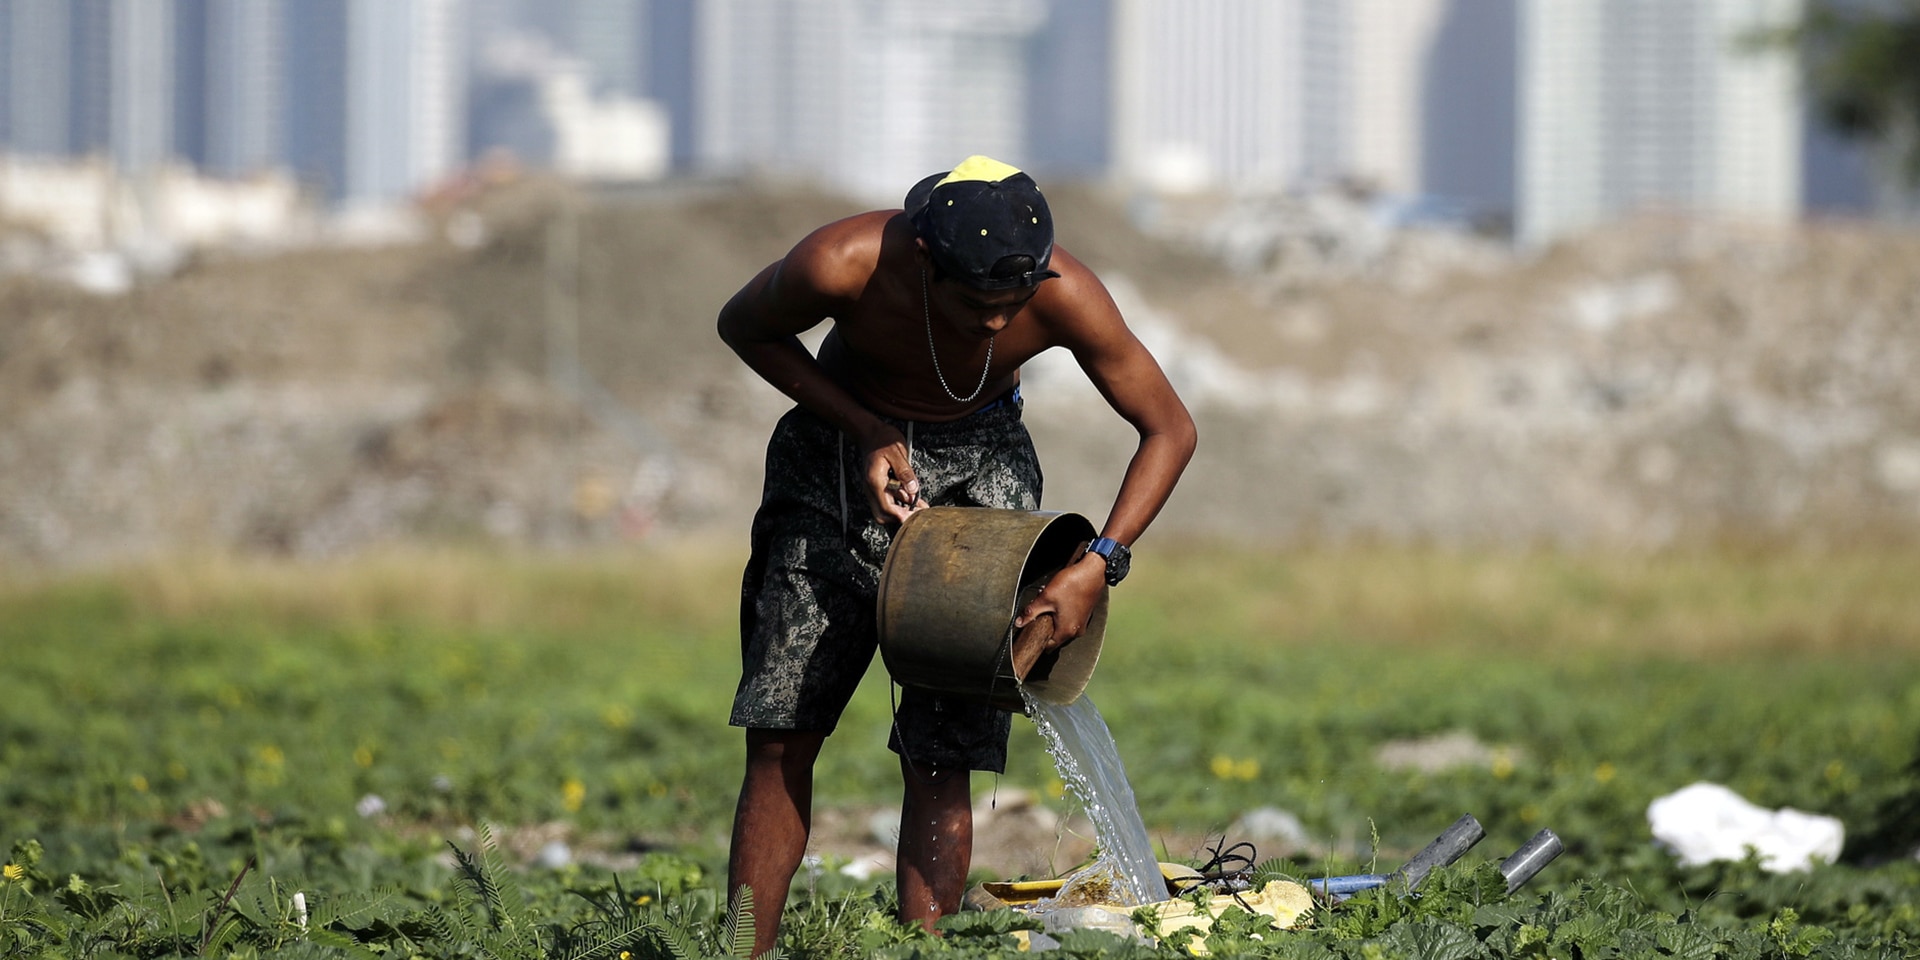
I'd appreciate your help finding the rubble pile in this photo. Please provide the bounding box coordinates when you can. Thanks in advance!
[1102,208,1920,547]
[2,176,1917,566]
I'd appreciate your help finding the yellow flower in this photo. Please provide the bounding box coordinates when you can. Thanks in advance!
[1491,750,1515,780]
[256,745,285,767]
[563,778,587,813]
[354,746,375,768]
[130,774,149,793]
[633,895,652,906]
[648,781,668,798]
[1212,756,1259,781]
[3,863,23,882]
[1593,761,1616,784]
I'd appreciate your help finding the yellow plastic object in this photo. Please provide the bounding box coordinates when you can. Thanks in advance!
[978,862,1199,906]
[980,866,1314,954]
[1147,881,1316,954]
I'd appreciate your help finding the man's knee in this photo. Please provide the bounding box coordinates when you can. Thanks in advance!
[745,728,827,770]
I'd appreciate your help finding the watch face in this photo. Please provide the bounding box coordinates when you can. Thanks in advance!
[1106,543,1131,586]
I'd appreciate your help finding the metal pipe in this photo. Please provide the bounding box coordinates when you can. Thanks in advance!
[1396,813,1487,889]
[1498,829,1564,892]
[1310,813,1489,901]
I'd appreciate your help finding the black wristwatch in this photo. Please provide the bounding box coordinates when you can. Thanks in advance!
[1086,537,1131,587]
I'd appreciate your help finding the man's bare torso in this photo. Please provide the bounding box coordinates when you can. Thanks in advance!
[814,212,1062,422]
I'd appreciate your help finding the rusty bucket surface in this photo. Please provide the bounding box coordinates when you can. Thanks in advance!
[877,507,1107,712]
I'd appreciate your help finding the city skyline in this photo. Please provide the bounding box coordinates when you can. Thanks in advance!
[0,0,1890,243]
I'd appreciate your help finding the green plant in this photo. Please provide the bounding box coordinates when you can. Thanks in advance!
[444,825,558,959]
[6,546,1920,957]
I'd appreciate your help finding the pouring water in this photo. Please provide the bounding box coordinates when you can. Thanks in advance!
[1020,686,1164,907]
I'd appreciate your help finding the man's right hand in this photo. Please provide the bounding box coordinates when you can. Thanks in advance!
[859,423,925,524]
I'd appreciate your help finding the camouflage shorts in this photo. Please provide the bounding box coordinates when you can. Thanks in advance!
[729,393,1041,773]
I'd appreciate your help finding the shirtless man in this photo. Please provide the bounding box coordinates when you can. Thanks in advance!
[717,155,1196,954]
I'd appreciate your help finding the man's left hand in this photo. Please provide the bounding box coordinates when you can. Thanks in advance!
[1013,551,1107,650]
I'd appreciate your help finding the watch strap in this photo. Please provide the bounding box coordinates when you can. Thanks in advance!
[1086,537,1130,586]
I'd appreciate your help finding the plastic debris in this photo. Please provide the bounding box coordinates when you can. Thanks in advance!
[1647,782,1843,873]
[1008,880,1313,954]
[535,840,573,870]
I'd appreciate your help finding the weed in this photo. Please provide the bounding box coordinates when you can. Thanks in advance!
[6,546,1920,957]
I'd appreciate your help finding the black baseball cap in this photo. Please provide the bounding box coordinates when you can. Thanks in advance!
[905,156,1061,291]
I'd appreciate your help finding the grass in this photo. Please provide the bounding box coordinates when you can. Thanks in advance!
[3,541,1918,957]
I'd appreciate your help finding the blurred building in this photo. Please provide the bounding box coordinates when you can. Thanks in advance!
[2,0,79,157]
[1,0,175,172]
[561,0,648,98]
[175,0,285,178]
[1023,0,1111,178]
[1419,0,1520,226]
[1348,0,1451,197]
[3,0,1903,236]
[541,64,670,180]
[282,0,467,207]
[106,0,178,175]
[464,0,672,181]
[695,0,1045,201]
[1111,0,1316,192]
[0,0,71,153]
[1518,0,1804,246]
[1109,0,1458,200]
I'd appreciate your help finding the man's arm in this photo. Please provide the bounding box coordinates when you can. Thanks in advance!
[1013,249,1198,643]
[716,215,926,522]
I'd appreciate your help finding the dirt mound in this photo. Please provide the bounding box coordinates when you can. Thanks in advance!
[4,175,1919,565]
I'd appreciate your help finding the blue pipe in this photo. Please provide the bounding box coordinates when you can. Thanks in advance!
[1308,874,1392,897]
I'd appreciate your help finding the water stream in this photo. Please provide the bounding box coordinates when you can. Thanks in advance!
[1020,686,1164,907]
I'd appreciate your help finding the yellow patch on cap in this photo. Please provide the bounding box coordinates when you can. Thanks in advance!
[936,155,1023,188]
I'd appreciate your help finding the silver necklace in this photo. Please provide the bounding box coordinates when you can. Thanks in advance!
[922,267,993,403]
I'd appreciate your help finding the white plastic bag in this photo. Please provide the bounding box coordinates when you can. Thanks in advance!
[1646,782,1844,873]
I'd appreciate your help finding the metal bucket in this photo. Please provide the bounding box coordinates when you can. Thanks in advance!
[877,507,1108,712]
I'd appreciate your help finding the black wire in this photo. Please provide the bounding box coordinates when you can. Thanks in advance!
[1197,836,1257,878]
[1171,834,1261,906]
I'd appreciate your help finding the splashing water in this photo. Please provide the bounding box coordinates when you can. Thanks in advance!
[1020,686,1164,907]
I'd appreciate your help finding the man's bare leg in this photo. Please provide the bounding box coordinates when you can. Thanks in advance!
[728,728,825,958]
[895,759,973,934]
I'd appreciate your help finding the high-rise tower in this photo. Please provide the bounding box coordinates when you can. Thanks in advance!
[1518,0,1802,245]
[696,0,1044,201]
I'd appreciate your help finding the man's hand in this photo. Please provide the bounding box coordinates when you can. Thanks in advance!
[858,422,926,524]
[1013,551,1107,651]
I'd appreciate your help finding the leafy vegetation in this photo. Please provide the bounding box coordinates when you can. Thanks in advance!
[1775,0,1920,181]
[3,544,1919,957]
